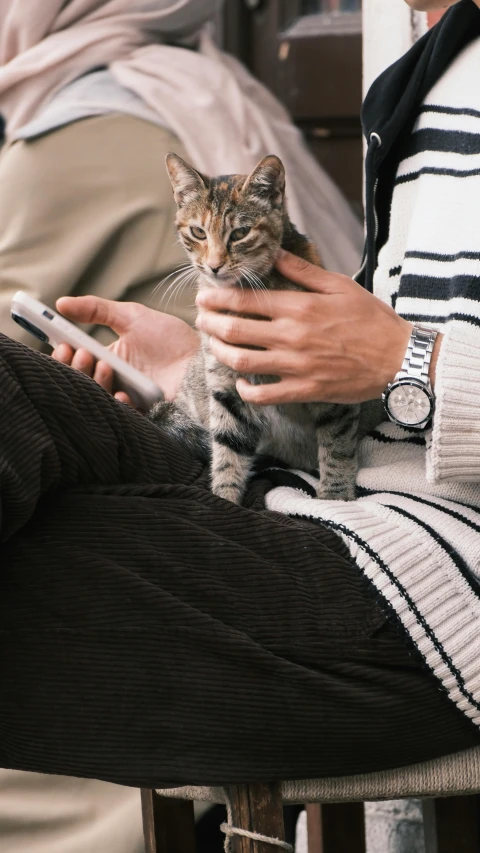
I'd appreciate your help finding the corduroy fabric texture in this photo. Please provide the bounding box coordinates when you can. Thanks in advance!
[0,333,479,788]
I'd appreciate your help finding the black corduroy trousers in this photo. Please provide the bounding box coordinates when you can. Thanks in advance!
[0,334,478,788]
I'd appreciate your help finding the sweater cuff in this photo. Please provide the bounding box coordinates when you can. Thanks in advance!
[427,321,480,483]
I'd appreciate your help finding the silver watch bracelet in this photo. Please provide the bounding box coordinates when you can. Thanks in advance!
[398,325,438,382]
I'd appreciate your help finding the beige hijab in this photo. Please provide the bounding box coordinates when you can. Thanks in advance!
[0,0,364,273]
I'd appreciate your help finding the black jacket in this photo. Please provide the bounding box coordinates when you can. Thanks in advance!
[359,0,480,292]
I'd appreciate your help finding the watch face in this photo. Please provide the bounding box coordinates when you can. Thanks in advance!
[386,382,433,427]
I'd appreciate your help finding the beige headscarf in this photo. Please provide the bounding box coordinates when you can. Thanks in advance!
[0,0,364,274]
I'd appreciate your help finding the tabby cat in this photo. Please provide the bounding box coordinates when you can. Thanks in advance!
[150,152,359,504]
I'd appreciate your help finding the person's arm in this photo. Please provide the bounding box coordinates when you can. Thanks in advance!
[197,250,480,484]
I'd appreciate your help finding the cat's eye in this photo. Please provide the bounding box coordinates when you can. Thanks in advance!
[190,226,206,240]
[230,226,251,242]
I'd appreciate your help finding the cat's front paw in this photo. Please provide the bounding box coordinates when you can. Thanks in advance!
[316,483,356,502]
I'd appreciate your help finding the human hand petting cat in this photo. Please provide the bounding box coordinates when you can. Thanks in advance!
[52,296,199,405]
[196,249,440,406]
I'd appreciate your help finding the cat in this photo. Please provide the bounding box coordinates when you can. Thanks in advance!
[149,152,360,505]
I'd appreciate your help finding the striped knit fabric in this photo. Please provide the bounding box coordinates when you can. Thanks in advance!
[266,37,480,729]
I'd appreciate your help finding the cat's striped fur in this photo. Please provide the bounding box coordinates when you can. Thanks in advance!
[150,153,359,504]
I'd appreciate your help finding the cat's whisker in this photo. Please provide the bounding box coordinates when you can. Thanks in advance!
[238,265,259,289]
[158,269,196,309]
[238,266,269,303]
[237,265,253,286]
[162,269,200,311]
[176,271,200,299]
[239,268,259,297]
[157,263,192,282]
[240,266,273,312]
[248,268,269,292]
[232,269,245,292]
[161,264,197,290]
[152,274,187,304]
[243,272,256,291]
[152,264,193,301]
[155,279,192,311]
[238,268,255,294]
[163,268,199,302]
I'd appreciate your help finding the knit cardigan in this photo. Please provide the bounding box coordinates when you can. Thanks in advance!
[266,3,480,729]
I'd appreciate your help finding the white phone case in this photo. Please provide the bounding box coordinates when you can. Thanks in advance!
[11,291,163,409]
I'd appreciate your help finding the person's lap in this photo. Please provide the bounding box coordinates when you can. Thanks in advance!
[0,333,478,787]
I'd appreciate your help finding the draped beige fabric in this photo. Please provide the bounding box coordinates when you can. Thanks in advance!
[0,0,364,274]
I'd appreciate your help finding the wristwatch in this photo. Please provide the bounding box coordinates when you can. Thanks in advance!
[382,325,438,429]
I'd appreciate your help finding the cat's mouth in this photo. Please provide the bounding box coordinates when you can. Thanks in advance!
[200,267,268,290]
[202,270,238,288]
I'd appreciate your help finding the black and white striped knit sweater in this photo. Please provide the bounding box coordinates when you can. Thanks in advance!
[266,23,480,727]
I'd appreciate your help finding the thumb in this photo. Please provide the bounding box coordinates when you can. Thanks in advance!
[56,295,132,336]
[275,248,337,293]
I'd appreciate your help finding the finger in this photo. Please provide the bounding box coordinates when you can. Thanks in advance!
[93,359,114,394]
[71,347,96,377]
[208,336,293,375]
[114,391,135,407]
[51,342,74,365]
[196,286,291,319]
[196,310,274,347]
[275,249,341,293]
[236,376,315,406]
[56,295,133,335]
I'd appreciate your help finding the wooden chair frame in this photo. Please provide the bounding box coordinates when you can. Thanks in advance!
[141,784,480,853]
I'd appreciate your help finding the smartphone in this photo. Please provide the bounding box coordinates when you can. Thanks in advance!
[11,291,163,410]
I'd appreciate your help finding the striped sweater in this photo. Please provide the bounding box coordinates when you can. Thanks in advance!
[265,20,480,728]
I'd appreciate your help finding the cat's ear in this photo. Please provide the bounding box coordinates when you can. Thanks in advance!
[165,153,207,206]
[242,155,285,208]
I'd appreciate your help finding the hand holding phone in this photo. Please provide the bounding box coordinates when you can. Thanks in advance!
[11,291,163,409]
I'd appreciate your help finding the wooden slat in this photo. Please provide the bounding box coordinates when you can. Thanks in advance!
[306,804,323,853]
[325,803,366,853]
[226,782,286,853]
[141,789,197,853]
[425,795,480,853]
[422,799,439,853]
[306,803,366,853]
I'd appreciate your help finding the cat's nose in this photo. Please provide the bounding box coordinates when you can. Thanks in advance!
[209,265,221,275]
